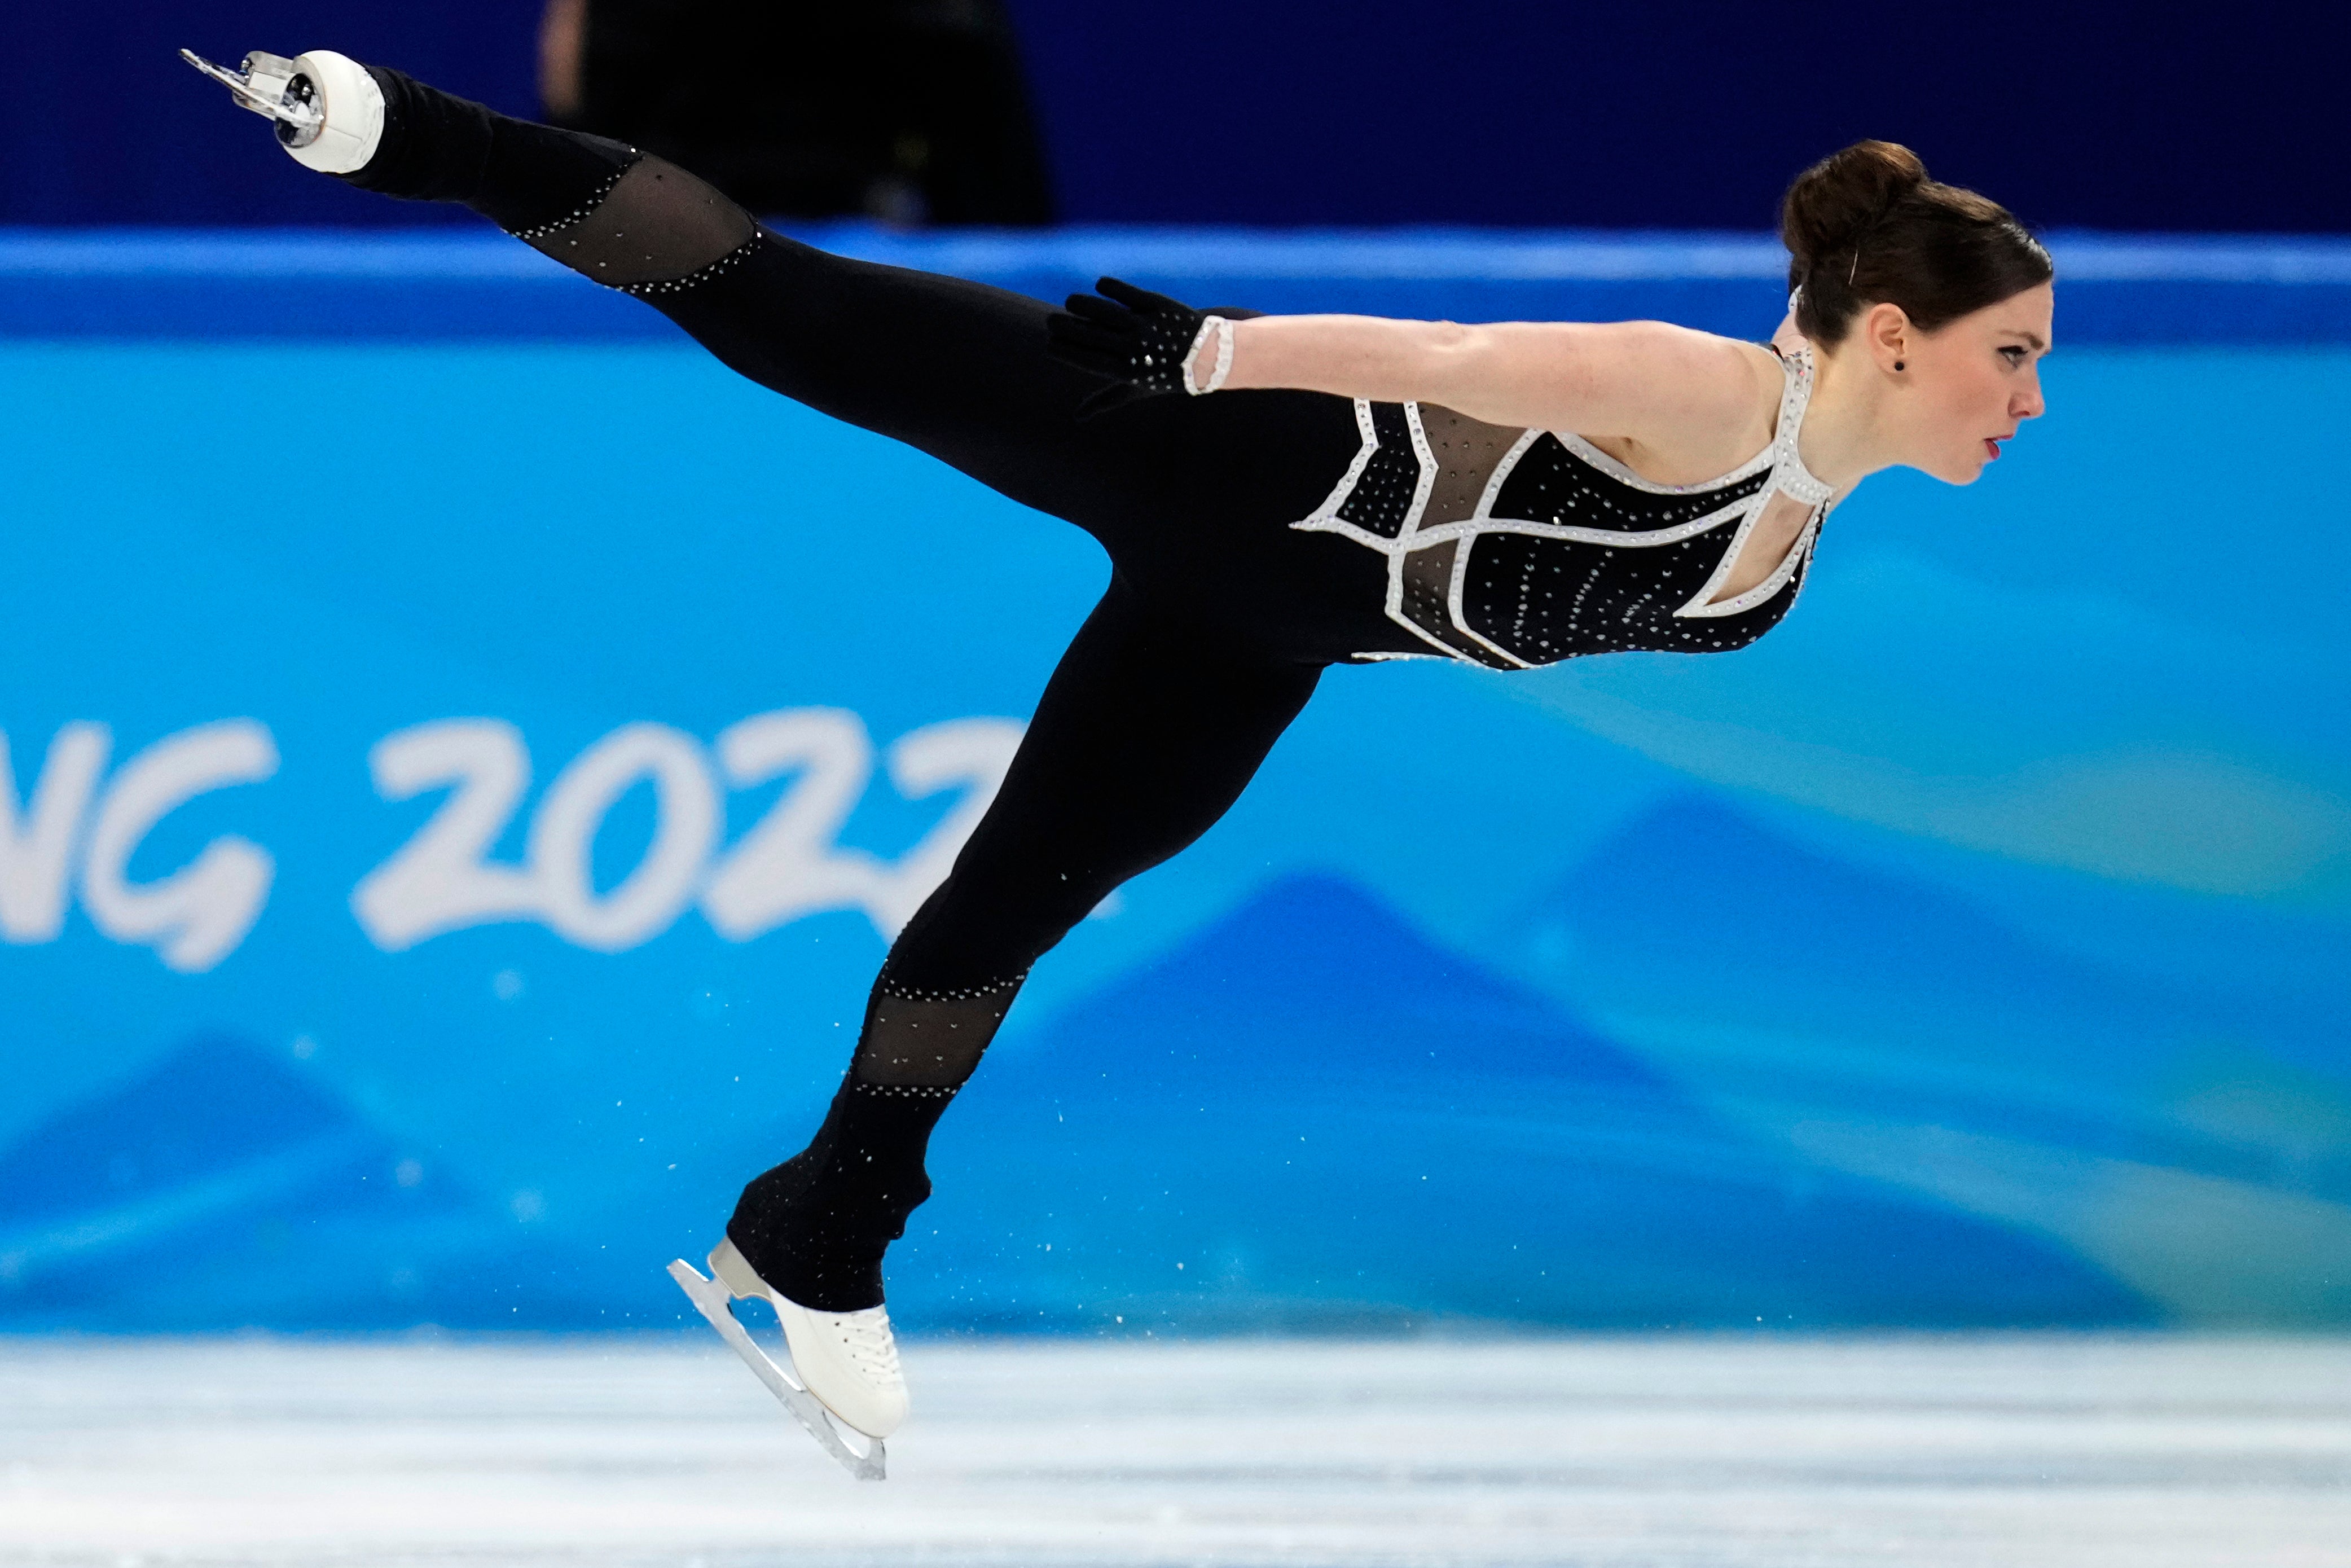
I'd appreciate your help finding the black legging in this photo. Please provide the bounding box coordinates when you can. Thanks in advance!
[350,71,1420,1307]
[649,240,1404,988]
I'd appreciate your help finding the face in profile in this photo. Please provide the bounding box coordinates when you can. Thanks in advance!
[1896,282,2055,485]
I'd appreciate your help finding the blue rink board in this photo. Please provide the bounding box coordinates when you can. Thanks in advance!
[1,234,2348,1336]
[6,227,2351,342]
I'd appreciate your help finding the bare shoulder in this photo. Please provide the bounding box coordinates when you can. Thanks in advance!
[1593,323,1776,411]
[1577,324,1782,475]
[1671,325,1782,401]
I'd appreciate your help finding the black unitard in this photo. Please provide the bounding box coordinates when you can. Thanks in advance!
[345,72,1830,1310]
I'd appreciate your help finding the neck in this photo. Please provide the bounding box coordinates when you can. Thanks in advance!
[1792,340,1899,493]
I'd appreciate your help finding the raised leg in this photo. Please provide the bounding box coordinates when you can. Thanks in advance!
[194,56,1388,630]
[323,68,1175,532]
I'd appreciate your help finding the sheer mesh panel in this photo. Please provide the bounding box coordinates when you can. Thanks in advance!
[1395,538,1514,668]
[520,155,756,287]
[1416,405,1519,524]
[851,973,1026,1087]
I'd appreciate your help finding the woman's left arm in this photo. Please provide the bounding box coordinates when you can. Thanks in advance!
[1217,313,1752,436]
[1047,278,1758,440]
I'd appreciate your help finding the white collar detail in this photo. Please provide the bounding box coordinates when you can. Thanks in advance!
[1671,346,1831,620]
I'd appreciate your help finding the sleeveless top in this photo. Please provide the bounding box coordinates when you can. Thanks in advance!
[1291,345,1838,669]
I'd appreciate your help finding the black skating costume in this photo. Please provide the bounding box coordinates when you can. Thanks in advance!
[344,71,1836,1311]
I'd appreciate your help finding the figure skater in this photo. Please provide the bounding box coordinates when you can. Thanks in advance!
[190,48,2051,1473]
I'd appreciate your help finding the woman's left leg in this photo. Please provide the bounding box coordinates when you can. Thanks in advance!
[725,578,1324,1312]
[331,68,1329,539]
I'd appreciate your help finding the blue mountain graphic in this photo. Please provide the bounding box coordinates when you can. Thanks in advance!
[0,1035,603,1330]
[1511,794,2331,1184]
[900,873,2147,1332]
[1022,869,1663,1093]
[1523,793,2197,1036]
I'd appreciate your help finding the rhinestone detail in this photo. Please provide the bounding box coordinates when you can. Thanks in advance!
[506,162,634,241]
[847,1081,958,1100]
[1296,344,1835,666]
[618,236,760,297]
[874,970,1030,1004]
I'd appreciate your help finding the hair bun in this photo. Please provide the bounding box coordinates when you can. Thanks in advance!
[1781,140,1929,275]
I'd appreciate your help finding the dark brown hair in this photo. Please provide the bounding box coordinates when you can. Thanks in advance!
[1782,140,2051,345]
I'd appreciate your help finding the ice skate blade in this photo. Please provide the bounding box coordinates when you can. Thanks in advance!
[669,1257,887,1481]
[179,49,324,134]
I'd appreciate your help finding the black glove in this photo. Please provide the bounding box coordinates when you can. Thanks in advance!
[1046,276,1210,405]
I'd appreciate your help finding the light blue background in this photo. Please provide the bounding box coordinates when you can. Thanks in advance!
[3,241,2347,1332]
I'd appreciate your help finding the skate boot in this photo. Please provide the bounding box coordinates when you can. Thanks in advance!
[181,49,384,174]
[669,1237,906,1480]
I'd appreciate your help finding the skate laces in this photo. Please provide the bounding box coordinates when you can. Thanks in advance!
[829,1306,905,1387]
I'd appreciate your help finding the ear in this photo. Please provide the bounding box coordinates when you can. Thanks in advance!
[1860,301,1913,374]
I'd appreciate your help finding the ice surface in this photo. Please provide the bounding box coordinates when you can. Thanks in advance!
[2,1335,2348,1567]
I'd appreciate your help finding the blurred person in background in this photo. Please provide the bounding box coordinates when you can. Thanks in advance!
[538,0,1054,225]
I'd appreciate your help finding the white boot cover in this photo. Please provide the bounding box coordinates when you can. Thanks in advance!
[669,1250,887,1479]
[709,1238,910,1438]
[282,51,384,174]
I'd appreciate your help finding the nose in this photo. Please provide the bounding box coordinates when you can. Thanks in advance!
[2014,366,2046,421]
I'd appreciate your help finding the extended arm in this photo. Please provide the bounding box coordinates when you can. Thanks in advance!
[1046,278,1764,441]
[1217,313,1752,436]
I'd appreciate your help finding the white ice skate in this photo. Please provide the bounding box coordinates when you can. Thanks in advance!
[669,1238,906,1481]
[181,48,384,174]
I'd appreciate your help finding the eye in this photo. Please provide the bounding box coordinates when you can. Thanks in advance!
[1998,346,2029,367]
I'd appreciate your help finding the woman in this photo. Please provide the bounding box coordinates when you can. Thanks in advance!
[193,49,2050,1464]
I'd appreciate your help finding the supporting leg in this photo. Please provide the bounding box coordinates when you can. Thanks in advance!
[726,583,1325,1310]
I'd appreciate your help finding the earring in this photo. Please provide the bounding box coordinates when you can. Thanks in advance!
[1893,359,1905,371]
